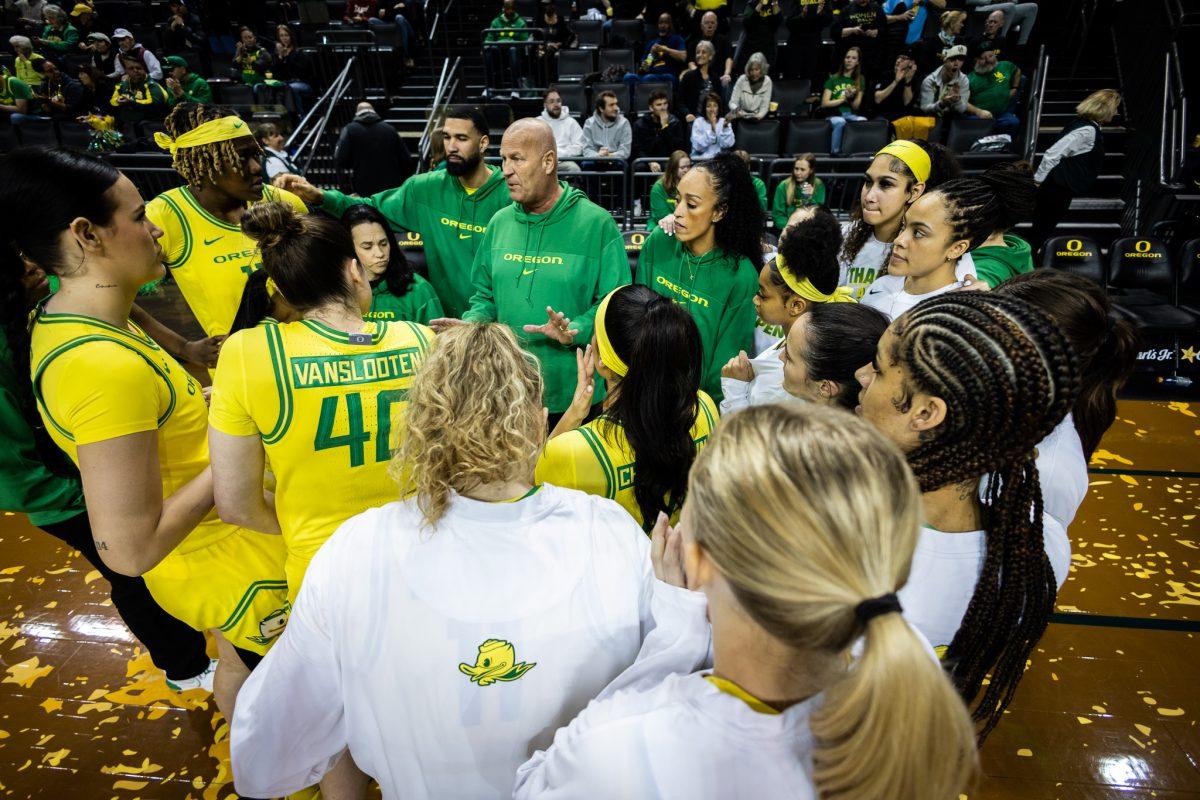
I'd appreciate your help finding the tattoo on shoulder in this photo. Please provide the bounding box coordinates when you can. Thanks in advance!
[95,283,117,289]
[94,539,109,551]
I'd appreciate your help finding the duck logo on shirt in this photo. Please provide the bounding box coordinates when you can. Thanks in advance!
[458,639,536,686]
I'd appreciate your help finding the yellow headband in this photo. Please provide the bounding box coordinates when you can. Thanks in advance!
[265,276,279,298]
[154,115,250,155]
[776,252,855,304]
[594,289,629,378]
[876,140,931,184]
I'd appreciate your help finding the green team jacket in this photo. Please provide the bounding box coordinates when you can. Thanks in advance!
[970,233,1034,287]
[636,228,758,404]
[321,167,511,318]
[463,183,629,413]
[365,274,444,326]
[771,178,826,229]
[0,331,83,527]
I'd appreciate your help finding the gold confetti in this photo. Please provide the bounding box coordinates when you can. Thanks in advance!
[1156,707,1185,717]
[1077,716,1093,725]
[39,698,63,714]
[1016,748,1034,757]
[3,656,54,688]
[1092,705,1107,714]
[112,780,148,790]
[83,569,101,584]
[41,748,69,767]
[1120,474,1140,486]
[101,757,162,776]
[1136,724,1152,735]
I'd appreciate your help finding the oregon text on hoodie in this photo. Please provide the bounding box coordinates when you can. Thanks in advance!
[539,106,586,160]
[582,110,632,160]
[635,228,758,404]
[321,167,511,318]
[462,183,629,413]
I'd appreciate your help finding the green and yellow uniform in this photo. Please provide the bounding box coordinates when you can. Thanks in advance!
[535,392,718,527]
[209,318,433,599]
[146,185,308,337]
[30,309,289,654]
[109,78,172,125]
[365,274,444,326]
[0,74,34,108]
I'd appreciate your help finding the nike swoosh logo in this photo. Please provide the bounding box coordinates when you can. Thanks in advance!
[522,268,535,275]
[204,236,223,246]
[458,233,472,239]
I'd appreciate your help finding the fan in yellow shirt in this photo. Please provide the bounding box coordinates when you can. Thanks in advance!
[536,285,717,529]
[209,202,433,601]
[145,103,308,344]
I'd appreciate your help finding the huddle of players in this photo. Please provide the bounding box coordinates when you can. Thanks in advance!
[0,99,1141,799]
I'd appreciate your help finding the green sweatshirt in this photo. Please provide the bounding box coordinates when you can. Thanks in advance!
[463,183,629,413]
[752,176,768,212]
[646,181,677,230]
[486,12,530,41]
[771,178,826,229]
[178,72,213,104]
[0,332,84,527]
[321,167,511,318]
[635,228,758,404]
[366,274,444,326]
[970,234,1034,287]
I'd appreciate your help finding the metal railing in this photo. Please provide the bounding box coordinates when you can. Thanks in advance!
[286,56,357,175]
[480,28,552,94]
[1023,45,1048,163]
[1159,44,1189,190]
[416,56,463,172]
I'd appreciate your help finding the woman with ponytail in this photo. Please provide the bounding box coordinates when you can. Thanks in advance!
[781,302,890,409]
[537,284,717,528]
[963,161,1038,287]
[995,269,1139,526]
[856,292,1081,739]
[516,403,978,800]
[838,139,963,298]
[5,147,288,724]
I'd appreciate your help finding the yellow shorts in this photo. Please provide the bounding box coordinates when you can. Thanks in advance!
[283,551,314,604]
[143,527,290,655]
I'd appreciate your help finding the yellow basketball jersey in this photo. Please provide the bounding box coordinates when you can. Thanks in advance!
[146,185,308,337]
[534,392,719,527]
[209,318,434,565]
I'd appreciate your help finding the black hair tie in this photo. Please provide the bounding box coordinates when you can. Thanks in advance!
[854,593,902,624]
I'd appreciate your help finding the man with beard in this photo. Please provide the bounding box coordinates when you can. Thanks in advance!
[967,48,1020,135]
[277,105,510,317]
[539,87,585,172]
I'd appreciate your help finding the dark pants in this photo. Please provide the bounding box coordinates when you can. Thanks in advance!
[484,45,522,88]
[39,513,210,681]
[1029,180,1074,252]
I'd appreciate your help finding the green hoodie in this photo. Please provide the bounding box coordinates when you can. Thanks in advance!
[366,274,444,326]
[320,167,511,318]
[463,183,629,413]
[970,233,1034,287]
[486,12,530,41]
[636,228,758,404]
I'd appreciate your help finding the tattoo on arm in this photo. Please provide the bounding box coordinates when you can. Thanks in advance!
[94,539,109,551]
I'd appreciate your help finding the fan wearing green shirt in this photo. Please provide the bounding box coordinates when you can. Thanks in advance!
[646,150,691,231]
[343,204,444,325]
[162,55,213,105]
[967,49,1021,137]
[484,0,530,93]
[962,161,1038,287]
[33,5,80,55]
[735,149,769,212]
[772,153,826,228]
[0,71,36,120]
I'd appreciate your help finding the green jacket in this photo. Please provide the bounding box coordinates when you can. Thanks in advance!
[463,183,629,413]
[0,331,84,527]
[771,178,826,229]
[636,228,758,404]
[970,234,1034,287]
[321,167,511,318]
[366,274,445,326]
[177,72,213,104]
[486,12,530,42]
[646,181,677,230]
[39,23,79,54]
[752,175,768,212]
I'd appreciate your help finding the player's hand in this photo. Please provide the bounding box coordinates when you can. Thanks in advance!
[428,317,466,333]
[273,173,324,205]
[523,306,578,345]
[183,335,224,367]
[651,512,687,588]
[721,350,754,382]
[550,344,596,438]
[953,274,991,292]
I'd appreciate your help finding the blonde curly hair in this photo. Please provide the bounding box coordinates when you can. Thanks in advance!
[390,323,545,526]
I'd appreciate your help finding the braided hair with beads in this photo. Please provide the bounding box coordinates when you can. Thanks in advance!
[163,102,252,187]
[890,293,1080,740]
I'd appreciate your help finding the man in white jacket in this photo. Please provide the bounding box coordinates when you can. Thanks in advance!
[540,87,584,172]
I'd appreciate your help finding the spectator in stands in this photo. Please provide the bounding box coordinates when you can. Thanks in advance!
[633,87,689,162]
[646,149,690,231]
[686,12,733,93]
[32,56,86,118]
[273,25,315,116]
[232,26,270,86]
[785,0,832,84]
[967,49,1020,136]
[772,153,825,228]
[873,52,929,139]
[833,0,886,73]
[0,68,36,121]
[679,39,720,123]
[255,122,301,182]
[83,32,116,77]
[33,4,78,55]
[162,1,205,57]
[1029,89,1121,247]
[582,90,632,161]
[740,0,782,74]
[821,46,868,155]
[920,9,966,73]
[968,10,1017,65]
[335,101,415,197]
[68,3,97,43]
[112,28,162,81]
[539,1,576,72]
[727,51,772,121]
[967,0,1036,46]
[540,87,585,171]
[920,44,990,125]
[426,126,446,170]
[72,63,103,114]
[8,35,44,90]
[484,0,530,95]
[383,1,423,66]
[11,0,48,32]
[690,90,734,158]
[344,0,380,26]
[883,0,944,52]
[162,55,211,105]
[110,52,171,127]
[623,12,687,90]
[736,149,769,211]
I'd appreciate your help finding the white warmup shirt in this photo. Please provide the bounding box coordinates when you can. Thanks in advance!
[231,485,654,800]
[837,222,892,299]
[720,338,792,415]
[898,512,1071,648]
[981,413,1089,529]
[860,259,976,320]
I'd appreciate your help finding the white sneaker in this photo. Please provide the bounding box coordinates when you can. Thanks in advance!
[166,658,217,693]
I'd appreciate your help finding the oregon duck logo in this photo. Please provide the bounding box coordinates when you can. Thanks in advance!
[458,639,536,686]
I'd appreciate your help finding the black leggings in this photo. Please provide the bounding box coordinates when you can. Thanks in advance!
[39,512,211,681]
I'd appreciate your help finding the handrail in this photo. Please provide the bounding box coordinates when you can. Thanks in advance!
[416,56,462,172]
[286,56,355,152]
[1022,46,1048,163]
[1159,44,1188,189]
[300,64,355,175]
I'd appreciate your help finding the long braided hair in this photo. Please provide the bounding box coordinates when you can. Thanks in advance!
[164,102,250,187]
[891,293,1080,739]
[923,161,1037,249]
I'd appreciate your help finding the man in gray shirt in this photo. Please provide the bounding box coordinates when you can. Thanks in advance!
[920,44,983,119]
[581,90,631,163]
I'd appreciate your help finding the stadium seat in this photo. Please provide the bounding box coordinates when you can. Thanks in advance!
[770,79,812,118]
[556,49,594,82]
[623,229,647,279]
[840,119,890,156]
[396,230,427,277]
[574,18,604,47]
[1179,238,1200,316]
[1039,235,1105,283]
[634,80,672,112]
[946,117,995,153]
[783,119,832,155]
[609,19,644,51]
[56,121,92,149]
[550,83,587,119]
[598,48,634,77]
[481,104,514,140]
[735,119,781,156]
[14,117,57,147]
[216,83,255,107]
[591,82,630,115]
[1107,236,1197,330]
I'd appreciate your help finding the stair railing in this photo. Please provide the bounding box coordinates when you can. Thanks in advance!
[1159,44,1188,190]
[416,56,463,173]
[1022,46,1048,163]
